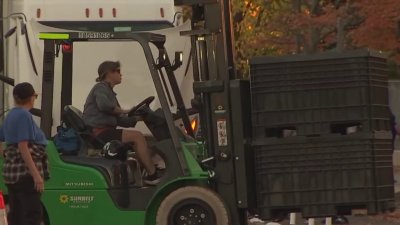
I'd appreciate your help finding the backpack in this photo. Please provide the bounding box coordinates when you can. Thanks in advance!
[54,123,81,155]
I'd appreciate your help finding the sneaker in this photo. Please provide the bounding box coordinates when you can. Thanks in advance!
[143,169,162,185]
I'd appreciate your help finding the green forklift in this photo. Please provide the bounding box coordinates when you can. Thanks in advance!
[0,0,255,223]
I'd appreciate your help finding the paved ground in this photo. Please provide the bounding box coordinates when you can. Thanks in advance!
[249,167,400,225]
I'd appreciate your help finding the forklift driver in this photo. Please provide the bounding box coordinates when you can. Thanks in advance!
[82,61,161,185]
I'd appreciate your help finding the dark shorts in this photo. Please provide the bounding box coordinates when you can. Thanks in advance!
[97,128,123,143]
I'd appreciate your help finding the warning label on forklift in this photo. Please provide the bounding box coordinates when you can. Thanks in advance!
[217,120,228,146]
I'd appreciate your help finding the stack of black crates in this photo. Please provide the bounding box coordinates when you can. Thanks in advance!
[250,50,395,219]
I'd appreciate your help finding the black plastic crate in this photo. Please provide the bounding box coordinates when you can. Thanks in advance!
[253,132,395,219]
[252,104,391,138]
[251,77,388,111]
[250,50,390,137]
[250,49,388,76]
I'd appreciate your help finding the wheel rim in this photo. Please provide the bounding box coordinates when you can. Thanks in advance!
[168,198,217,225]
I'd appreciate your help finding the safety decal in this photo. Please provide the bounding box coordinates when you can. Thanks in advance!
[217,119,228,146]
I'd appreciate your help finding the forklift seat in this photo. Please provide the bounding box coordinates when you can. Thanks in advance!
[61,105,144,187]
[63,105,87,132]
[62,105,104,149]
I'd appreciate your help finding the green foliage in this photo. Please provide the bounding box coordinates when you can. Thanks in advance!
[231,0,400,77]
[232,0,292,78]
[184,0,400,78]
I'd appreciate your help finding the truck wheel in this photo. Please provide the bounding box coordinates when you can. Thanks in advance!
[156,186,229,225]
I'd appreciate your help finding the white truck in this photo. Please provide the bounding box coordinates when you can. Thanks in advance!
[1,0,195,134]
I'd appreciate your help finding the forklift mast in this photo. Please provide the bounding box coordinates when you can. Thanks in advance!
[175,1,254,224]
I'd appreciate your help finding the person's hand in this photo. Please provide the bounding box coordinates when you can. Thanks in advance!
[33,174,44,193]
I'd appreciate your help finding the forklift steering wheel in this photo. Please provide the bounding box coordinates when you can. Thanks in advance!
[128,96,155,117]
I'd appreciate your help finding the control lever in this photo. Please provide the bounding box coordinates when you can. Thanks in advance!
[201,156,216,178]
[201,156,214,164]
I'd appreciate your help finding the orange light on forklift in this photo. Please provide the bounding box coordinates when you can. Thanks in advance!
[191,118,198,131]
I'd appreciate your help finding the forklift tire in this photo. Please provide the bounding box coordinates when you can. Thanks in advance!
[156,186,229,225]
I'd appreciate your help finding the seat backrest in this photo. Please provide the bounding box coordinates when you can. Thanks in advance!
[63,105,105,150]
[63,105,87,132]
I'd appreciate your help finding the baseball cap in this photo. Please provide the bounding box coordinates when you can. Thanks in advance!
[97,61,120,81]
[13,82,36,100]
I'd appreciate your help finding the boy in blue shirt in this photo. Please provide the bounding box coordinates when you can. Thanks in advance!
[0,82,49,225]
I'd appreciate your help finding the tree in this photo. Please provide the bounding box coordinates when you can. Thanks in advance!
[184,1,400,77]
[348,0,400,62]
[231,0,400,77]
[232,0,294,77]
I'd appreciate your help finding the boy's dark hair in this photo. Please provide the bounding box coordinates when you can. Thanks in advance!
[13,82,36,103]
[97,61,120,82]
